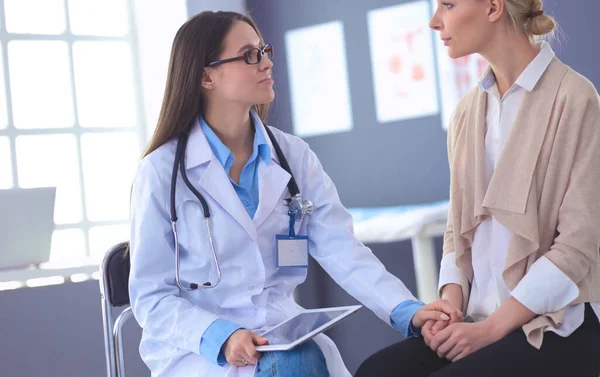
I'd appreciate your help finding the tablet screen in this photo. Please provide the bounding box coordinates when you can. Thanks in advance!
[261,309,349,345]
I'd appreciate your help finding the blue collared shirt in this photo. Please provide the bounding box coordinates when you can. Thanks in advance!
[200,112,271,219]
[391,300,425,337]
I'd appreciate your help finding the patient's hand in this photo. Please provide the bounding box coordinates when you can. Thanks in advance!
[423,319,443,346]
[423,311,462,346]
[422,320,437,346]
[430,322,501,362]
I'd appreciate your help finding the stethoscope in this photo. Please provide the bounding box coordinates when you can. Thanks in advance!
[170,124,313,291]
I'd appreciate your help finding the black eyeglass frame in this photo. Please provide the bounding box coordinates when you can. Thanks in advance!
[206,44,274,67]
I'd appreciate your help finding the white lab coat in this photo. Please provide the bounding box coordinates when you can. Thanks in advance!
[129,118,417,377]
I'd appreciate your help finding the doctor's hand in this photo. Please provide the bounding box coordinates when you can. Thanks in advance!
[223,329,269,367]
[411,299,463,329]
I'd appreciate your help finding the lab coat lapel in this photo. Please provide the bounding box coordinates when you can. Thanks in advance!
[185,120,258,242]
[253,160,291,229]
[252,123,292,229]
[198,160,258,242]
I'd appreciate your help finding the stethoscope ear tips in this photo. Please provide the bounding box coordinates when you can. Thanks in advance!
[190,283,199,290]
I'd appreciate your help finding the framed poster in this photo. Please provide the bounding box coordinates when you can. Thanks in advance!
[367,1,439,123]
[285,21,353,137]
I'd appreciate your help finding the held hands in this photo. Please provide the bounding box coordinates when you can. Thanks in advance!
[414,298,464,349]
[429,321,501,362]
[417,298,503,362]
[411,299,464,329]
[427,297,535,361]
[223,329,269,367]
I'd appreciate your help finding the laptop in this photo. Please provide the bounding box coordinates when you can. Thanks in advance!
[0,187,56,270]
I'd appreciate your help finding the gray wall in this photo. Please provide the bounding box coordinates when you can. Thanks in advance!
[0,2,598,377]
[186,0,245,15]
[248,0,450,208]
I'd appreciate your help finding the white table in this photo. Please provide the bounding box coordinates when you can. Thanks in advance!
[348,201,449,303]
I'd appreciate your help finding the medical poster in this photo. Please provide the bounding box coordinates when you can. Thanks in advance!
[431,0,489,130]
[367,1,439,123]
[285,21,353,138]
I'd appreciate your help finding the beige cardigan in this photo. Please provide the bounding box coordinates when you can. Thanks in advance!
[444,57,600,349]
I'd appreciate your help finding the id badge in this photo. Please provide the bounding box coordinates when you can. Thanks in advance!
[275,235,309,268]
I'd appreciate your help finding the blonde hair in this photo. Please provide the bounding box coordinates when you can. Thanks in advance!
[505,0,557,42]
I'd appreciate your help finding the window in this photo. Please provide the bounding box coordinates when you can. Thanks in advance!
[0,0,145,267]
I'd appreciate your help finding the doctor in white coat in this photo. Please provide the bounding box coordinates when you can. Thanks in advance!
[129,11,461,377]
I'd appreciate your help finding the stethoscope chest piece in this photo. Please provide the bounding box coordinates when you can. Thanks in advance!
[285,194,313,222]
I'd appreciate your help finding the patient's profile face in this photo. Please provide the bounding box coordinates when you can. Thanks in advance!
[429,0,494,59]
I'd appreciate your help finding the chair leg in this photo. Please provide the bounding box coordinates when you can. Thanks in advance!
[113,307,134,377]
[101,297,117,377]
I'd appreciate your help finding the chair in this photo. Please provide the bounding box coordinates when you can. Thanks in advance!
[99,241,133,377]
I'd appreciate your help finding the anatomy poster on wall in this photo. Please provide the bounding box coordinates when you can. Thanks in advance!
[367,1,439,123]
[285,21,353,138]
[431,0,489,130]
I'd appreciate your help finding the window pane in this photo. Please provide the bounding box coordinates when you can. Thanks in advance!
[49,229,87,267]
[89,224,129,260]
[68,0,129,36]
[81,132,139,221]
[0,137,12,188]
[5,0,66,35]
[0,45,8,129]
[8,41,74,129]
[16,135,82,224]
[73,42,136,128]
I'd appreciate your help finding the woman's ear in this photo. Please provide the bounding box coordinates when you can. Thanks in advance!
[488,0,505,23]
[201,70,214,90]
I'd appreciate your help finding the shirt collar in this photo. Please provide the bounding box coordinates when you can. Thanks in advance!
[250,110,271,165]
[478,41,555,94]
[200,111,271,168]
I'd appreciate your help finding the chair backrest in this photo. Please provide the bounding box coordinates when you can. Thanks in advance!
[100,241,132,377]
[104,242,131,307]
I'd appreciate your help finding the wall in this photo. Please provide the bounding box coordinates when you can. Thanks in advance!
[186,0,246,16]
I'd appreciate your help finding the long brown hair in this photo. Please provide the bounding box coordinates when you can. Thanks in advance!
[142,11,270,159]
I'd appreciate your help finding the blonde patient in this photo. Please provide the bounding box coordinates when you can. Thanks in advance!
[356,0,600,376]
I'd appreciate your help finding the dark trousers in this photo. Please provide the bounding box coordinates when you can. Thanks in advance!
[355,304,600,377]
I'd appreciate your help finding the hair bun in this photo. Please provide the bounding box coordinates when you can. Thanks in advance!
[526,12,556,36]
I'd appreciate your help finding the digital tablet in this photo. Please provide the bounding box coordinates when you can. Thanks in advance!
[255,305,362,352]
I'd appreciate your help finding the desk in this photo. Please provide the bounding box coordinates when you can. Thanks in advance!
[348,201,449,303]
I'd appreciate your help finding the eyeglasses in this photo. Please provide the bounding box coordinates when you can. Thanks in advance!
[206,44,274,67]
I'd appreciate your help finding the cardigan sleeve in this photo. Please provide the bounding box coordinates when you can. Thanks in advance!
[544,94,600,285]
[443,111,457,257]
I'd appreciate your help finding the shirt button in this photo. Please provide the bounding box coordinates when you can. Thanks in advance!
[244,200,250,206]
[249,286,254,291]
